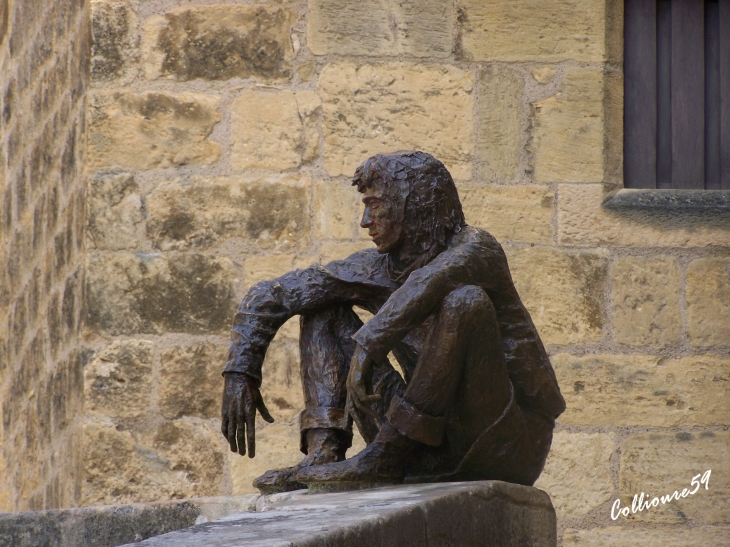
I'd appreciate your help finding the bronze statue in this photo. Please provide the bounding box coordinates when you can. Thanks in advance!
[221,151,565,493]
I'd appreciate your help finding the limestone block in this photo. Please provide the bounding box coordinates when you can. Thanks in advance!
[505,247,607,345]
[687,258,730,347]
[531,69,604,183]
[552,354,730,427]
[297,61,317,83]
[231,90,303,171]
[534,431,615,518]
[318,63,474,180]
[89,91,221,169]
[611,257,681,346]
[320,241,373,264]
[143,5,294,81]
[145,174,311,251]
[83,420,225,506]
[87,173,145,251]
[458,0,606,62]
[91,0,138,82]
[295,91,322,163]
[458,184,554,245]
[476,67,524,181]
[314,180,360,240]
[531,67,556,85]
[159,343,226,420]
[86,252,237,335]
[620,431,730,523]
[84,340,154,419]
[243,255,296,290]
[557,184,730,247]
[307,0,453,58]
[564,527,730,547]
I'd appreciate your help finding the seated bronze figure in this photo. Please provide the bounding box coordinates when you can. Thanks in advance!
[221,151,565,493]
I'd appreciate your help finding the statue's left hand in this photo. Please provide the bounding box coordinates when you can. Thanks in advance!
[347,345,382,420]
[221,372,274,457]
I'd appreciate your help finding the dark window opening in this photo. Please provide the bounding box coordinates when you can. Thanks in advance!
[624,0,730,190]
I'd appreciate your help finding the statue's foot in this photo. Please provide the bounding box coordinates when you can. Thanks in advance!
[296,423,414,491]
[253,428,346,494]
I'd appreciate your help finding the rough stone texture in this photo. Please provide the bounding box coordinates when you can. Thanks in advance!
[320,241,373,264]
[531,69,605,183]
[86,252,237,335]
[563,527,730,547]
[159,343,226,420]
[505,247,607,345]
[231,90,304,171]
[84,340,155,419]
[88,91,221,169]
[83,420,226,506]
[534,431,615,519]
[475,67,524,181]
[314,180,360,240]
[558,184,730,247]
[318,63,474,180]
[87,173,145,251]
[552,354,730,427]
[610,256,682,346]
[686,258,730,347]
[127,482,557,547]
[459,184,554,245]
[457,0,606,62]
[620,431,730,524]
[145,174,311,251]
[0,495,258,547]
[91,0,138,82]
[296,91,322,164]
[143,5,294,82]
[307,0,454,58]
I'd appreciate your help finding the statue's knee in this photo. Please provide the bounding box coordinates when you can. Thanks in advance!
[442,285,495,319]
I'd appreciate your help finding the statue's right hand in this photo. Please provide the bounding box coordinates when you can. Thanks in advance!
[221,373,274,458]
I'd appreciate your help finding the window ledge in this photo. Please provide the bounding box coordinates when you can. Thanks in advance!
[602,189,730,211]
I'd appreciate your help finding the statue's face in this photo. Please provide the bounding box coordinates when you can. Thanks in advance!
[360,182,404,254]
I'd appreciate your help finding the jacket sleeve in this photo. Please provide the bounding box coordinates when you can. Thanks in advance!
[352,232,508,355]
[224,263,367,383]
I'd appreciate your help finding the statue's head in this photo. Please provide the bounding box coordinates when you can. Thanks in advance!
[352,151,465,255]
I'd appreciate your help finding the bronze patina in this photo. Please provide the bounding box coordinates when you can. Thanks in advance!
[221,151,565,493]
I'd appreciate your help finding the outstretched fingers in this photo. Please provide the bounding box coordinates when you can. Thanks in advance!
[227,398,239,453]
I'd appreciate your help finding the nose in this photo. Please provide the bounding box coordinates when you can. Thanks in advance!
[360,207,373,229]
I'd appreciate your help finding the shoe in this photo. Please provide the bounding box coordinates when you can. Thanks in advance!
[253,428,346,494]
[296,422,415,492]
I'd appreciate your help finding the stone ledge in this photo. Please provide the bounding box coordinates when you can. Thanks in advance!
[126,481,556,547]
[603,189,730,211]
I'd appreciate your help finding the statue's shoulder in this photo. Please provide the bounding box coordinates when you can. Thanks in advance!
[452,225,502,252]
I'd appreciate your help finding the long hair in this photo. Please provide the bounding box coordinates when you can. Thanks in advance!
[352,151,466,256]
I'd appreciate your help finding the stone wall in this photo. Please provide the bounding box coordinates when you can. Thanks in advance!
[81,0,730,545]
[0,0,90,511]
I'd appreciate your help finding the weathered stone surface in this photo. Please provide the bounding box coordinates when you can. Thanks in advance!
[145,174,311,250]
[244,255,298,289]
[458,184,554,245]
[297,61,317,83]
[87,173,144,251]
[84,340,154,419]
[531,69,604,183]
[531,67,556,84]
[686,258,730,347]
[130,482,557,546]
[88,91,221,169]
[320,241,373,264]
[83,420,225,506]
[458,0,606,62]
[308,0,453,58]
[534,431,615,518]
[231,90,303,171]
[314,180,360,240]
[620,431,730,523]
[475,67,524,181]
[563,527,730,547]
[159,343,226,420]
[505,247,607,345]
[143,5,295,81]
[611,257,681,346]
[557,184,730,247]
[318,63,474,180]
[91,0,138,82]
[295,91,322,163]
[553,354,730,427]
[86,252,237,335]
[0,495,259,547]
